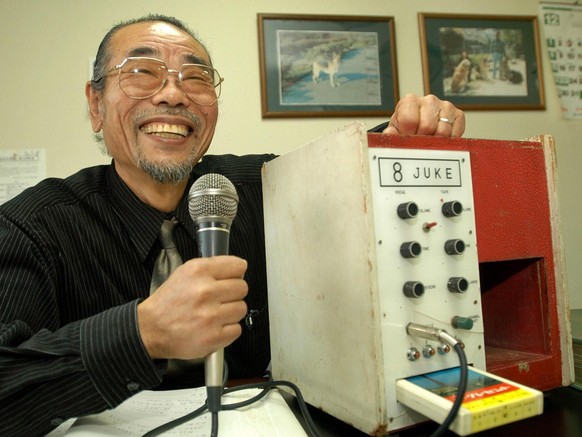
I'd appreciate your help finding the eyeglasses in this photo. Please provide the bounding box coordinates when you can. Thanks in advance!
[100,57,223,106]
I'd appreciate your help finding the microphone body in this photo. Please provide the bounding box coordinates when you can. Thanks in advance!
[195,218,232,258]
[188,173,239,414]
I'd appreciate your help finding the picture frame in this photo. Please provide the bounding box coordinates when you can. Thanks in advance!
[257,13,399,118]
[418,13,545,110]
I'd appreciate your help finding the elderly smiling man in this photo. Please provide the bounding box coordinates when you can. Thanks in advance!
[0,14,464,435]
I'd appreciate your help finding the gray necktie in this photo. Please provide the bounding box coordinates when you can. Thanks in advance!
[149,219,201,385]
[150,219,183,294]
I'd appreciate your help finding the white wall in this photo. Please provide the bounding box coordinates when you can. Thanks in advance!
[1,0,580,308]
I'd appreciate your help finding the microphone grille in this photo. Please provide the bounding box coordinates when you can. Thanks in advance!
[188,173,239,221]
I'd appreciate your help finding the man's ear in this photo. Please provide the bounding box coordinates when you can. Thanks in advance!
[85,81,103,133]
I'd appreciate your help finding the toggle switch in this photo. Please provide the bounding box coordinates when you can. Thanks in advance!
[422,221,438,232]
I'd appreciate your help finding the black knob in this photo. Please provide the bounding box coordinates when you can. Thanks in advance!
[445,239,465,255]
[403,281,425,298]
[400,241,422,258]
[397,202,418,219]
[448,277,469,293]
[442,201,463,217]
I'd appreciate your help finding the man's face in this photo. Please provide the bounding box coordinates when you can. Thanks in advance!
[87,21,219,185]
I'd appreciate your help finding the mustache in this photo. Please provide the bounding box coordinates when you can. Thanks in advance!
[132,107,202,129]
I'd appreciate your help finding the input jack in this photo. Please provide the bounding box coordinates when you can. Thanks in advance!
[407,347,421,361]
[423,344,436,358]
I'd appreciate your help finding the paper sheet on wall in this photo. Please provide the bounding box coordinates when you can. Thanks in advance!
[539,2,582,118]
[46,387,307,436]
[0,149,46,205]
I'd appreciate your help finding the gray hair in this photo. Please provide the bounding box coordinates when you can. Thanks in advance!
[89,14,209,91]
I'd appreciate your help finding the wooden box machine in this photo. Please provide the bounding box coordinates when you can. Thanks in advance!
[262,122,573,435]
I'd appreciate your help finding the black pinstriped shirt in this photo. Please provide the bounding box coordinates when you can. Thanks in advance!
[0,153,275,436]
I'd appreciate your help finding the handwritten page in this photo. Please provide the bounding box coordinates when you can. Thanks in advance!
[57,387,307,436]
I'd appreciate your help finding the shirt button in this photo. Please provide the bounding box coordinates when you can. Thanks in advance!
[50,417,65,427]
[127,381,140,392]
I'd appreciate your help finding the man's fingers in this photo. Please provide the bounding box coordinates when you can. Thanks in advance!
[185,256,248,280]
[382,94,465,138]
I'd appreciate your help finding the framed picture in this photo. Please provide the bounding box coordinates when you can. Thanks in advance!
[257,14,399,118]
[419,13,545,110]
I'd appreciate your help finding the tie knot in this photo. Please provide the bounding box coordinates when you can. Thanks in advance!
[159,219,177,249]
[150,219,183,294]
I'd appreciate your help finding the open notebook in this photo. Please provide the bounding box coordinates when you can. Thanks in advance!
[47,387,307,436]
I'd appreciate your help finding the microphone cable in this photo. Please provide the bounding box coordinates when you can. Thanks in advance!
[142,364,322,437]
[141,362,230,437]
[144,324,468,437]
[221,379,322,437]
[405,323,469,437]
[428,342,468,437]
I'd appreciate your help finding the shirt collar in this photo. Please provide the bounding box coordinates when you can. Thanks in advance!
[105,164,195,262]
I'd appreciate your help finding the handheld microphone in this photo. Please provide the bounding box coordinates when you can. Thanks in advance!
[188,173,239,414]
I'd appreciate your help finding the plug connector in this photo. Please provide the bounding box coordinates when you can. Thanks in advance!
[406,322,459,348]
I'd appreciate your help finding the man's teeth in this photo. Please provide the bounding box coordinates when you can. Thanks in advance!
[140,123,189,138]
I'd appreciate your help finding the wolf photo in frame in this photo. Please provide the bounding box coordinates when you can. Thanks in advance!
[419,13,545,110]
[258,14,399,118]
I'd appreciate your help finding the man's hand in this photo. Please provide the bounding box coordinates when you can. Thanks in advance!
[383,94,465,138]
[137,256,248,360]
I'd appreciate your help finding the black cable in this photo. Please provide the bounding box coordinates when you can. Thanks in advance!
[142,402,207,437]
[206,386,221,434]
[142,362,230,437]
[141,357,321,437]
[142,379,321,437]
[428,343,469,437]
[207,359,228,437]
[404,323,470,437]
[210,412,218,437]
[222,384,271,409]
[222,380,322,437]
[143,333,466,437]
